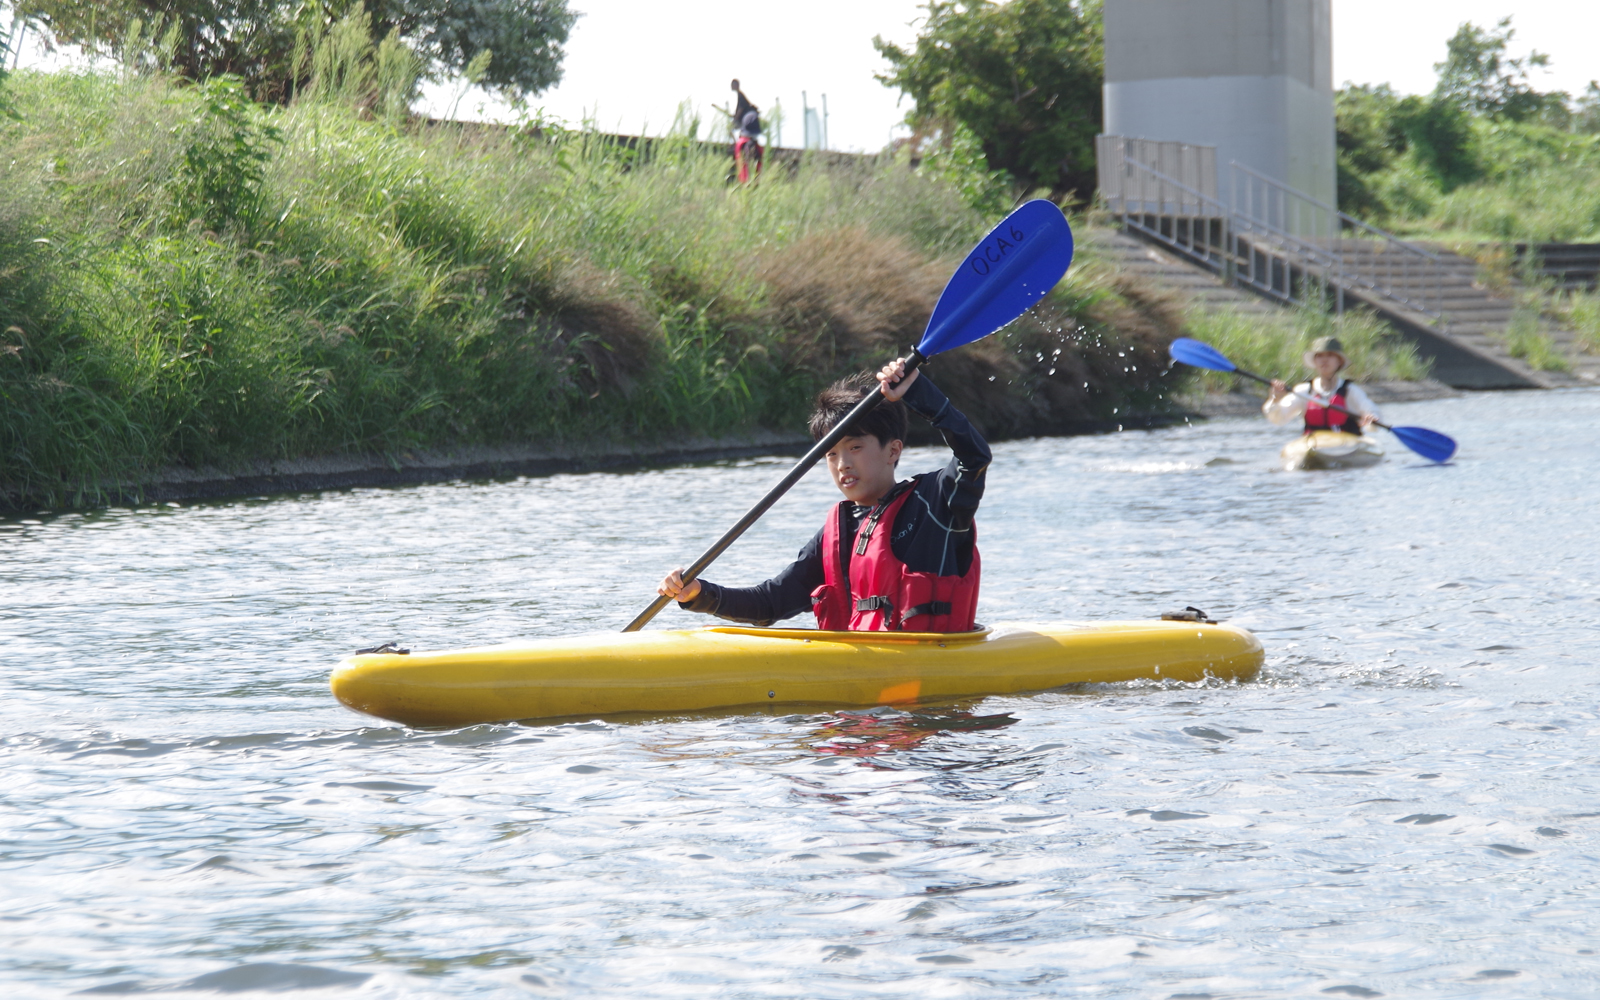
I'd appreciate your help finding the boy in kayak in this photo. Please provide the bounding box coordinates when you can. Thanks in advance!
[658,358,988,631]
[1263,335,1381,434]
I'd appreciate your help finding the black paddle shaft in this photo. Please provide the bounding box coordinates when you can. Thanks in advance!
[622,348,928,633]
[1231,368,1393,431]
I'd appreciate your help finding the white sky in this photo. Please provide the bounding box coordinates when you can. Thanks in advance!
[10,1,1600,151]
[1332,0,1600,97]
[417,0,931,151]
[428,0,1600,151]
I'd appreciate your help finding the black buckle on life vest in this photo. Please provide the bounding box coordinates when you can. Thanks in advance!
[855,596,893,613]
[901,601,952,622]
[853,481,913,556]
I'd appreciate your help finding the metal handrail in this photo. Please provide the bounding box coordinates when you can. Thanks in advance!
[1113,158,1349,310]
[1229,161,1446,320]
[1114,160,1228,215]
[1229,161,1443,262]
[1098,135,1450,325]
[1109,158,1233,270]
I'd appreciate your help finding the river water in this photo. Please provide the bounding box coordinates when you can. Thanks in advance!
[4,388,1598,998]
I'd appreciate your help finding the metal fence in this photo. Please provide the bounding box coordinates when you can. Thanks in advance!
[1097,137,1231,273]
[1095,136,1219,217]
[1097,135,1448,324]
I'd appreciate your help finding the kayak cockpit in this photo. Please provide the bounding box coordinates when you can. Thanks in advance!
[703,624,993,644]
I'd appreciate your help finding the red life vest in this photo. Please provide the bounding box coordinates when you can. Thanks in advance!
[810,482,980,632]
[1303,379,1360,435]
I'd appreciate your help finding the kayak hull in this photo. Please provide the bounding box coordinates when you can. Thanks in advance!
[1281,430,1384,470]
[330,620,1264,727]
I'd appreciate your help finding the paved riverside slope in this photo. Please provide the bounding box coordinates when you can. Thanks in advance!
[1091,223,1597,389]
[1082,226,1283,320]
[1333,240,1599,389]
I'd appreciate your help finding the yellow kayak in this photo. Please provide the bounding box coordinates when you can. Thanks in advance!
[1281,430,1384,470]
[330,620,1264,727]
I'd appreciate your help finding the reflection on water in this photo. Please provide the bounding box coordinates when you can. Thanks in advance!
[807,710,1018,762]
[3,389,1600,997]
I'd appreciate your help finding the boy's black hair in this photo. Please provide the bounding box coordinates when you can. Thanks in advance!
[808,373,908,447]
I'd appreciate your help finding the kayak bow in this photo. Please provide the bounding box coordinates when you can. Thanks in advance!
[1281,430,1385,471]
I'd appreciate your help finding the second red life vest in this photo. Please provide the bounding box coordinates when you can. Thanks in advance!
[1303,379,1360,435]
[810,482,980,632]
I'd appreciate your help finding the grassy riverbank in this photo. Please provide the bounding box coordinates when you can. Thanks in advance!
[0,65,1173,507]
[0,61,1427,508]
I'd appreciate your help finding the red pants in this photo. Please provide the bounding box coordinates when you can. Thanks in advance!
[734,137,763,183]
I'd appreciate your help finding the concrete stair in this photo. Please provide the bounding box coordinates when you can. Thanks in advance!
[1092,216,1600,388]
[1097,138,1600,388]
[1516,243,1600,292]
[1082,226,1280,317]
[1327,240,1599,388]
[1122,222,1599,389]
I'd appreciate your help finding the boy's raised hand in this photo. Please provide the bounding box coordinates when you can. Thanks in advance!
[658,567,702,603]
[877,357,919,401]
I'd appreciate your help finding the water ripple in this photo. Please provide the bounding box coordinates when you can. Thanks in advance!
[3,390,1600,996]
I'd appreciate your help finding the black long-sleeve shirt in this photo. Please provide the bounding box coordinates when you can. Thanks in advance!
[680,375,990,626]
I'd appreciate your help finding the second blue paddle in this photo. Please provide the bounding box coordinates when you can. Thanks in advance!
[1168,337,1458,463]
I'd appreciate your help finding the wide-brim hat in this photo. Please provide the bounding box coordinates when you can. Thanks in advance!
[1303,335,1348,370]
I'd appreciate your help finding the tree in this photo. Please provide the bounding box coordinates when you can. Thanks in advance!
[17,1,299,98]
[369,1,575,101]
[1574,82,1600,136]
[1392,95,1481,192]
[1434,16,1566,124]
[1334,84,1406,218]
[874,0,1103,201]
[14,0,575,103]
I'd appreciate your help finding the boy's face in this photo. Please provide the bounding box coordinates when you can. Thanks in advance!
[1310,352,1344,379]
[826,434,903,504]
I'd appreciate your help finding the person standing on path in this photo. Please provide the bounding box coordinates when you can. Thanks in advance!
[730,78,763,183]
[731,79,756,129]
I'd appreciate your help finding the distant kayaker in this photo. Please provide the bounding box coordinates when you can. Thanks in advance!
[1263,335,1381,434]
[658,359,989,631]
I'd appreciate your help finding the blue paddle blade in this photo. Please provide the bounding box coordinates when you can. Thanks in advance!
[917,199,1075,357]
[1391,425,1457,463]
[1168,337,1237,373]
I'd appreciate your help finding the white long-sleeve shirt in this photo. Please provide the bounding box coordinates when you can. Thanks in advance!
[1262,378,1382,428]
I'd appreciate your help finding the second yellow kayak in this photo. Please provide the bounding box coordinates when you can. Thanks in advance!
[330,619,1264,727]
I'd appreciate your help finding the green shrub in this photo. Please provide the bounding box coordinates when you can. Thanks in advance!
[170,76,283,233]
[1560,290,1600,354]
[1503,307,1571,372]
[1393,96,1483,192]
